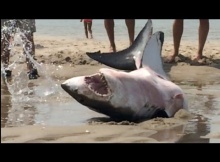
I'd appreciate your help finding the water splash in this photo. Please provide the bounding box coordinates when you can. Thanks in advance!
[1,20,68,128]
[1,19,64,105]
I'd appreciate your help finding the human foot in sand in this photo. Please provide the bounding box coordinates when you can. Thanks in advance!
[193,54,203,61]
[190,55,206,65]
[164,54,178,63]
[110,44,116,52]
[166,19,209,64]
[164,53,192,64]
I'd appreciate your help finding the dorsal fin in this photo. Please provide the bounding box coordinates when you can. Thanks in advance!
[139,31,168,80]
[86,19,153,70]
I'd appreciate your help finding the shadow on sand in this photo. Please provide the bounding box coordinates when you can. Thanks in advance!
[163,54,220,76]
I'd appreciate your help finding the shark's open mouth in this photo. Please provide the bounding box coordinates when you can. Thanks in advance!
[84,73,111,96]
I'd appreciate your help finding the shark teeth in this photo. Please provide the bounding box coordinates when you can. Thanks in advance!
[84,72,111,97]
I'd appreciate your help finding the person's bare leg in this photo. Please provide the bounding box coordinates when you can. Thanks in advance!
[29,33,37,60]
[23,33,39,79]
[1,34,11,68]
[194,19,209,60]
[24,34,35,71]
[104,19,116,52]
[166,19,184,63]
[31,33,35,56]
[125,19,135,46]
[1,47,10,68]
[1,45,11,76]
[88,22,93,39]
[84,22,89,39]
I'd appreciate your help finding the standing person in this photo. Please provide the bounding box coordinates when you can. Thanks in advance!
[104,19,135,52]
[80,19,93,39]
[1,19,39,79]
[165,19,209,63]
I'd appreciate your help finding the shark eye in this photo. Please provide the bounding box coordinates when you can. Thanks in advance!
[84,73,110,96]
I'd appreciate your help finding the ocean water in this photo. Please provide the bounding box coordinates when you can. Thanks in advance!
[35,19,220,41]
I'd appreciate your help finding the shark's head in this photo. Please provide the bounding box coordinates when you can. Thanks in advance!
[60,68,124,118]
[61,68,153,120]
[61,71,112,103]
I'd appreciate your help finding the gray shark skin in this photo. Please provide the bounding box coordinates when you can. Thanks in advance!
[61,66,188,122]
[86,19,153,71]
[140,31,167,79]
[61,21,188,122]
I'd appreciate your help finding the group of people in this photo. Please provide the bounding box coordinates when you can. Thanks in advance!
[82,19,209,63]
[103,19,209,63]
[1,19,210,80]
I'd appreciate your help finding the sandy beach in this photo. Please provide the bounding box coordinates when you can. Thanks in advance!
[1,35,220,143]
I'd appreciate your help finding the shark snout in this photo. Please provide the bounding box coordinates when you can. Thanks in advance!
[61,77,87,97]
[61,82,70,93]
[61,82,79,97]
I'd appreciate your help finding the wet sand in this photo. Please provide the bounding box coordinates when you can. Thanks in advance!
[1,36,220,143]
[1,109,192,143]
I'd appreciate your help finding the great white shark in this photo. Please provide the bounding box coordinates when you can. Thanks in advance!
[61,20,188,122]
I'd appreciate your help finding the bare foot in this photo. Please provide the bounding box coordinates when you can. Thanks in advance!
[192,54,204,61]
[195,54,203,60]
[164,55,177,63]
[110,45,116,52]
[190,55,206,65]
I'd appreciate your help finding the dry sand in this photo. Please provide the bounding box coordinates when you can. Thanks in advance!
[1,36,220,143]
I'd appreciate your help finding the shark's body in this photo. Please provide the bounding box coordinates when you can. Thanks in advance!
[61,20,188,122]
